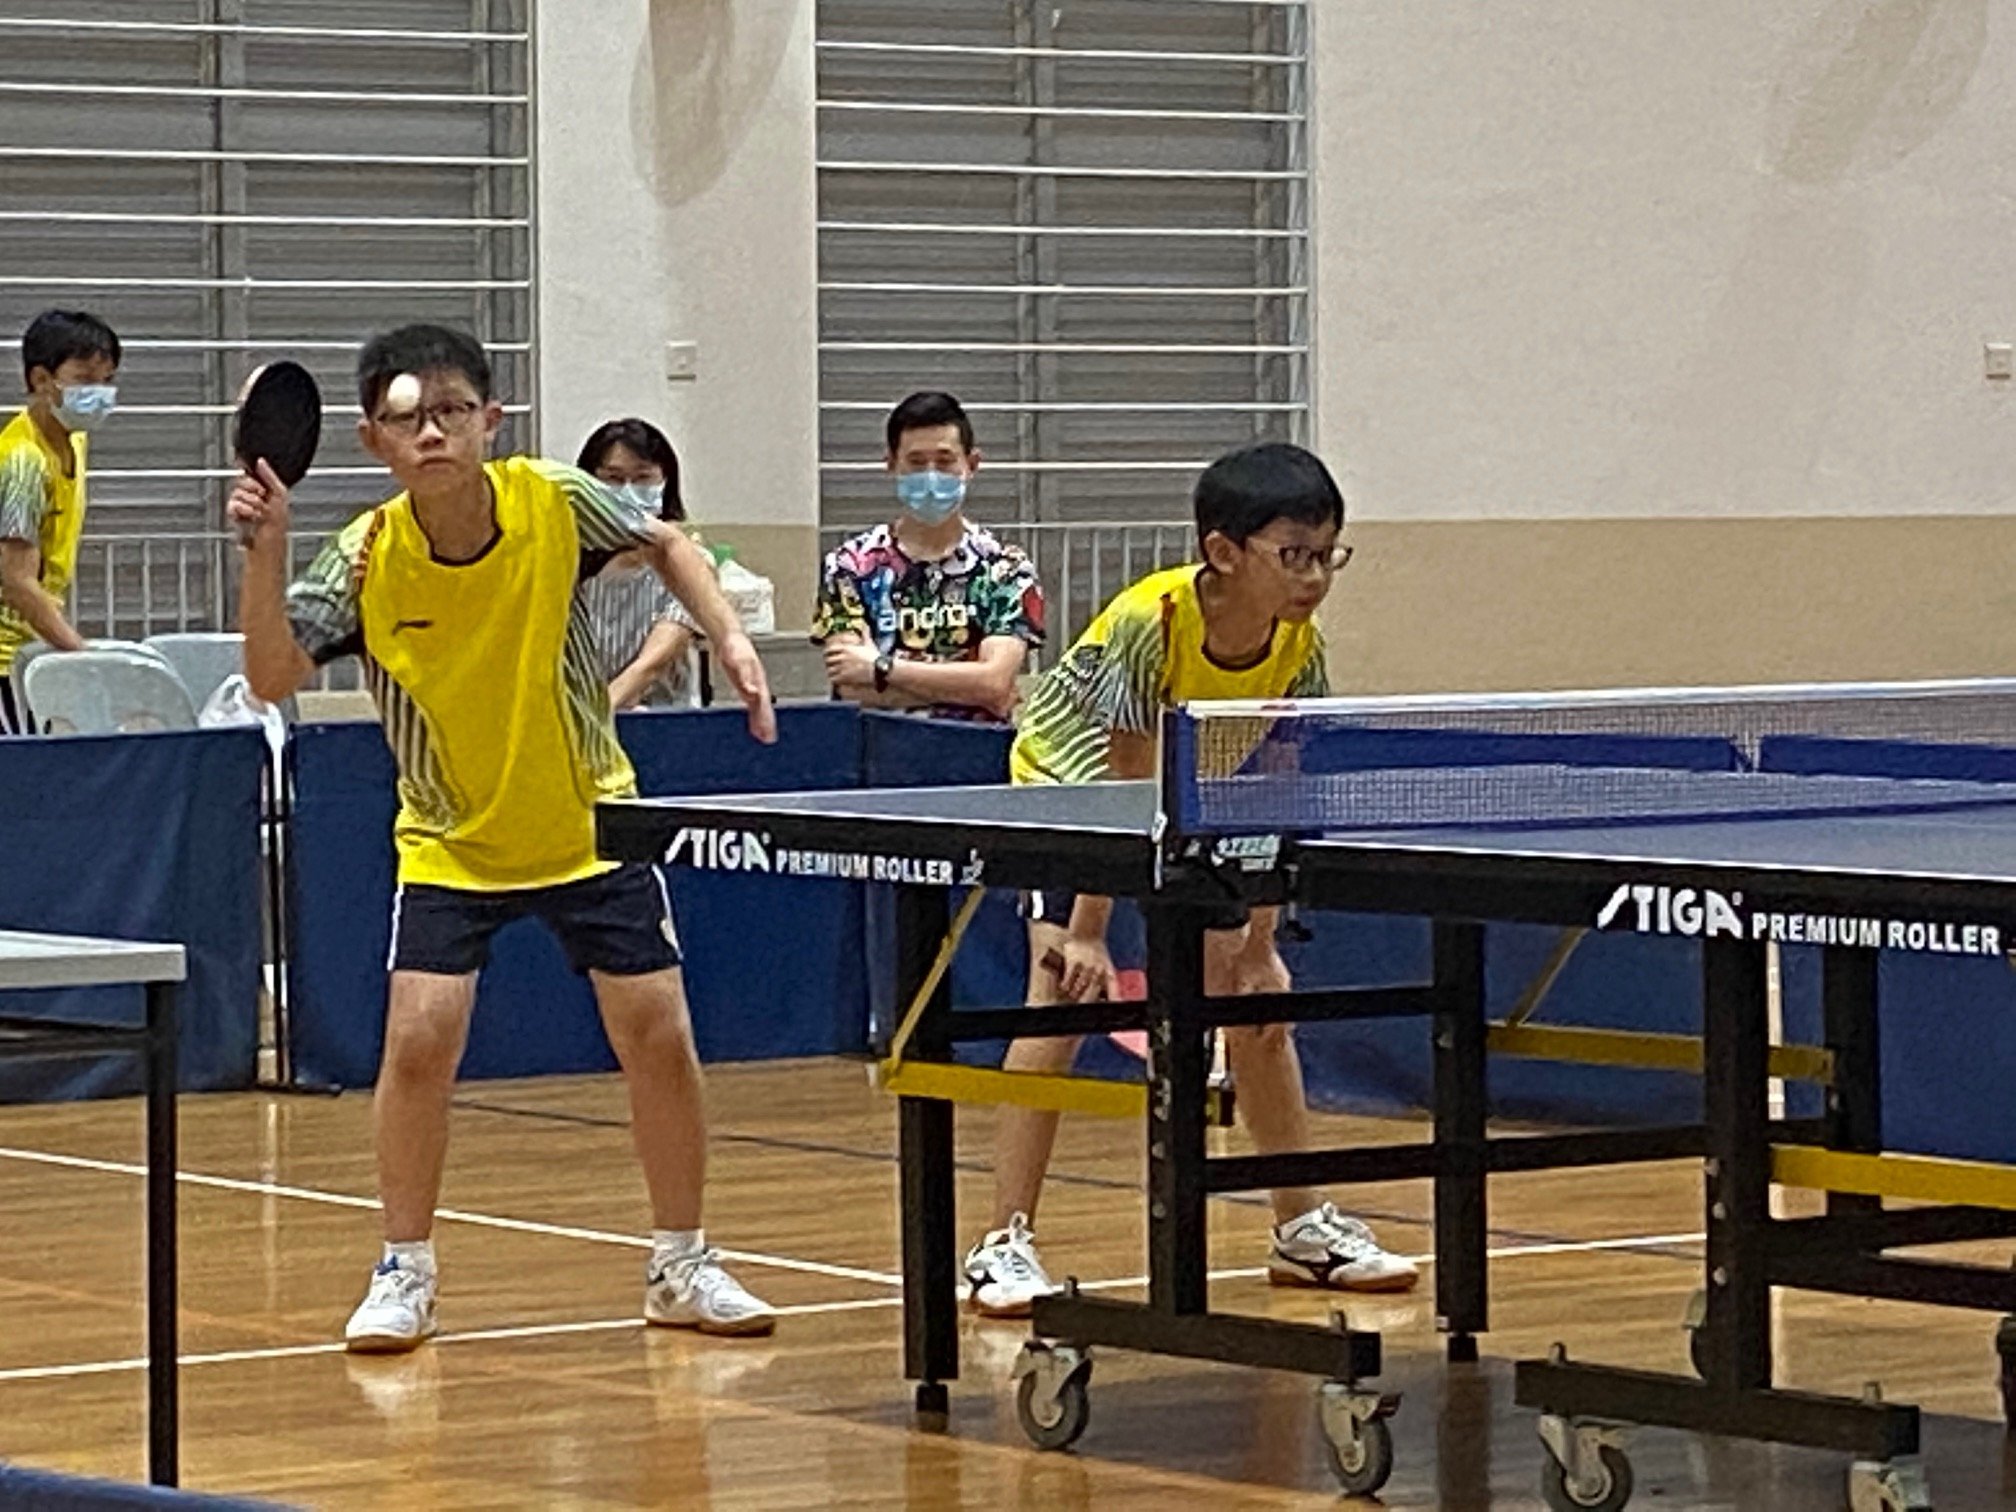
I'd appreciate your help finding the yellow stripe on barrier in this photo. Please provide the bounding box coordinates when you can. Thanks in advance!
[879,1059,1147,1120]
[1772,1146,2016,1210]
[1486,1024,1834,1086]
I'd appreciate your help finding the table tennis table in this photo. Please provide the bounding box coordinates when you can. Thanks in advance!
[600,681,2016,1512]
[0,928,185,1486]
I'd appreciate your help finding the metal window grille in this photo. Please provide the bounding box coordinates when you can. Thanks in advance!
[816,0,1311,643]
[0,1,535,642]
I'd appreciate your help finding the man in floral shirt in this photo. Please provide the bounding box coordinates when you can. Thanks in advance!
[813,392,1044,722]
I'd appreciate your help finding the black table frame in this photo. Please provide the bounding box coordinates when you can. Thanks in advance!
[602,787,2002,1492]
[0,983,180,1486]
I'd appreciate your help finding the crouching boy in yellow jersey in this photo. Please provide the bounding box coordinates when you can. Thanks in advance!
[233,324,780,1349]
[964,442,1422,1317]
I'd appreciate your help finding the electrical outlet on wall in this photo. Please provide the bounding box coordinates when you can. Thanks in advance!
[666,341,698,382]
[1986,342,2012,381]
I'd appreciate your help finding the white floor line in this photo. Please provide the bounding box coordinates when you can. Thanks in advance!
[0,1144,903,1289]
[0,1228,1711,1387]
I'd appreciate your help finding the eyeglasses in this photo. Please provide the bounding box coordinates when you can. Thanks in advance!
[1247,540,1355,575]
[374,398,485,439]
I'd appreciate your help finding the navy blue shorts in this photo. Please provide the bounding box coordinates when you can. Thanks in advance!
[1022,890,1248,972]
[390,862,681,978]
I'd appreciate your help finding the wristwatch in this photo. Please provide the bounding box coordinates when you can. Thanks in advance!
[872,653,894,692]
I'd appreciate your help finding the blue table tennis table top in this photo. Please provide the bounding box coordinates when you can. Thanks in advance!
[611,775,2016,889]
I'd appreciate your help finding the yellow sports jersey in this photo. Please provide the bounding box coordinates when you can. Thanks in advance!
[0,408,89,673]
[1010,563,1328,785]
[286,456,657,891]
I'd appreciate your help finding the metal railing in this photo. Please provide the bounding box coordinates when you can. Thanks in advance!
[68,520,1199,678]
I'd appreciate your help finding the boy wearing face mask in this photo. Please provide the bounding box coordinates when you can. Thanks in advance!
[813,391,1043,722]
[0,309,121,732]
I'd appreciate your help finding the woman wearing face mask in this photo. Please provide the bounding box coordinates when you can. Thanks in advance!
[0,309,122,732]
[574,418,706,710]
[812,391,1044,723]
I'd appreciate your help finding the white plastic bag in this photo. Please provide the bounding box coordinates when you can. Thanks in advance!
[715,555,776,636]
[200,673,287,762]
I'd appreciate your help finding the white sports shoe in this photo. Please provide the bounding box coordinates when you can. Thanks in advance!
[1269,1203,1421,1293]
[344,1256,440,1353]
[645,1249,778,1337]
[963,1213,1057,1319]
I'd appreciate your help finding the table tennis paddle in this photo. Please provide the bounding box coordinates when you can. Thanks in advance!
[1039,947,1149,1056]
[232,360,322,544]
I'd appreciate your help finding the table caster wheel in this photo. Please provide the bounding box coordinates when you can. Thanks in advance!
[1538,1413,1633,1511]
[1996,1315,2016,1429]
[1012,1341,1091,1452]
[1318,1381,1399,1496]
[1848,1456,1933,1512]
[1683,1287,1711,1380]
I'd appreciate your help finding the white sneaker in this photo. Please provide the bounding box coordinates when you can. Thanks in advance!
[344,1256,439,1353]
[963,1213,1057,1319]
[1269,1203,1421,1293]
[645,1249,778,1337]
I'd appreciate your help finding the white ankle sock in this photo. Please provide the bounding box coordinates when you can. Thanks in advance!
[652,1228,705,1263]
[384,1239,436,1276]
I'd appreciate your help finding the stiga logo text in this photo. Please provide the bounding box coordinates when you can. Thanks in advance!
[1596,883,2004,957]
[664,828,982,887]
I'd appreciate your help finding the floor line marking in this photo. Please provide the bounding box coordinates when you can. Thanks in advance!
[0,1144,903,1288]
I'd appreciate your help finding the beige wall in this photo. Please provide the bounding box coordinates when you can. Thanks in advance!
[1310,3,2016,689]
[535,0,820,626]
[1312,1,2012,526]
[1326,516,2016,692]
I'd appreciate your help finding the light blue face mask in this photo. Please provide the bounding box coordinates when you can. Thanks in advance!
[894,469,967,525]
[54,383,118,434]
[612,481,665,519]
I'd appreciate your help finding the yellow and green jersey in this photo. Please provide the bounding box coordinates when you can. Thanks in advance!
[0,408,89,673]
[1009,563,1328,786]
[286,455,661,891]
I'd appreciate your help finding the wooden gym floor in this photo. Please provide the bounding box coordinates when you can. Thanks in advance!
[2,1059,2014,1509]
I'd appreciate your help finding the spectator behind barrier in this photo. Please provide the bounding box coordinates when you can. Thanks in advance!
[574,418,704,710]
[811,391,1043,723]
[0,309,123,734]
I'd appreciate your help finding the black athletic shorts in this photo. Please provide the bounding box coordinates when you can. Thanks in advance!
[390,862,681,977]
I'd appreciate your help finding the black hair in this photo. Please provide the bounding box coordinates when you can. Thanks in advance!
[21,310,121,383]
[1193,442,1345,549]
[885,391,975,456]
[356,323,491,415]
[575,417,687,523]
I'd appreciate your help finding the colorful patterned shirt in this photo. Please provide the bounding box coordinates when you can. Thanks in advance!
[811,521,1044,722]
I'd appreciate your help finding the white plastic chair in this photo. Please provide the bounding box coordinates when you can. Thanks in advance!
[22,647,199,734]
[11,638,170,724]
[143,632,245,711]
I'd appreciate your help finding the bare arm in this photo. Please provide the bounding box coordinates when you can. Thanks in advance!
[824,635,1028,718]
[227,463,317,703]
[0,539,85,652]
[642,520,775,743]
[609,618,694,711]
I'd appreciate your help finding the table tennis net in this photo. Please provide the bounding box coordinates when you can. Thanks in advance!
[1166,680,2016,835]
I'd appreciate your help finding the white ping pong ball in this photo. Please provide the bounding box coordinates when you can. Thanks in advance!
[385,373,423,409]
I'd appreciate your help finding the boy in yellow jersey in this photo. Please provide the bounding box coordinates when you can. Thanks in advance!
[0,310,121,732]
[966,442,1420,1316]
[231,325,780,1350]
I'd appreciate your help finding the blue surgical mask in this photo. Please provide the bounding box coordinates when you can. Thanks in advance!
[895,469,966,525]
[613,481,665,519]
[54,383,117,434]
